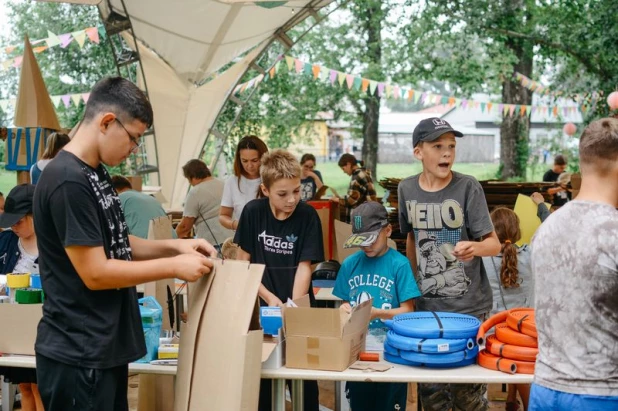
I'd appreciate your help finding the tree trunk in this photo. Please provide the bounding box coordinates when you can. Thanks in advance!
[362,96,380,180]
[500,5,534,180]
[359,0,383,180]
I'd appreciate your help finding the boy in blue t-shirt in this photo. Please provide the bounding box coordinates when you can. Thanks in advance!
[398,118,501,411]
[334,201,420,411]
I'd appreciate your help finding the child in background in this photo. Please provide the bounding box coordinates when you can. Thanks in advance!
[30,132,71,185]
[483,207,534,411]
[299,153,324,201]
[334,201,420,411]
[330,153,377,221]
[234,149,324,411]
[530,118,618,410]
[398,117,501,411]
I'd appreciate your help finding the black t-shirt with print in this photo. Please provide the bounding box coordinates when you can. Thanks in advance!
[543,169,560,182]
[33,150,145,368]
[234,198,324,305]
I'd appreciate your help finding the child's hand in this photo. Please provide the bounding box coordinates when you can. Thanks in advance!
[340,302,352,313]
[453,241,476,262]
[531,192,544,205]
[266,295,283,307]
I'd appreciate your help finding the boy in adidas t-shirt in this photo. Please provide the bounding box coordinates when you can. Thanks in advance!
[235,149,324,411]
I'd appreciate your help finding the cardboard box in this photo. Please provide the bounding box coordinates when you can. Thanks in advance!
[262,328,285,369]
[0,303,42,355]
[283,298,372,371]
[175,259,266,411]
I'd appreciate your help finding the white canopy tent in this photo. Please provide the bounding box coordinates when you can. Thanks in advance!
[96,0,335,208]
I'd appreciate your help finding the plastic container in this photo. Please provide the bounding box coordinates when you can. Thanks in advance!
[137,296,163,363]
[260,306,283,336]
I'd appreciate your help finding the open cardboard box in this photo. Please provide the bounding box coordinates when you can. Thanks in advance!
[283,296,372,371]
[0,303,42,355]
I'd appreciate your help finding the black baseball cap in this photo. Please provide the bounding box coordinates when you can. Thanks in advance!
[0,184,35,228]
[344,202,389,248]
[413,117,463,147]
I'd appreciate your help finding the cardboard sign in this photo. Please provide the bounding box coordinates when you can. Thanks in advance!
[513,194,551,246]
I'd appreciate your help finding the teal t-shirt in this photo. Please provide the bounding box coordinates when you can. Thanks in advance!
[333,247,420,330]
[118,190,177,239]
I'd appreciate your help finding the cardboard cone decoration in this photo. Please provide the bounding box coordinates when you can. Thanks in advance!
[14,35,61,131]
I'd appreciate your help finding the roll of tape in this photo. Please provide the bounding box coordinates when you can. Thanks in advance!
[7,273,30,289]
[30,274,42,289]
[15,288,43,304]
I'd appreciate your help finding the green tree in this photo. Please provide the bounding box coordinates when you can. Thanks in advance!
[0,1,116,127]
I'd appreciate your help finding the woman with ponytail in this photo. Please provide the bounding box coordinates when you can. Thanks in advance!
[482,207,534,411]
[331,153,377,219]
[30,132,71,184]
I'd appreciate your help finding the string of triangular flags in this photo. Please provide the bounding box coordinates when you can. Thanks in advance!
[233,55,584,118]
[0,25,105,71]
[513,72,601,111]
[0,92,90,113]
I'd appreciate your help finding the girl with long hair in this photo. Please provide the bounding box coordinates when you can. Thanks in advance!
[482,207,534,411]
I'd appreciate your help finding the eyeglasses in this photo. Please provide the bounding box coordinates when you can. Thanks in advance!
[115,118,142,153]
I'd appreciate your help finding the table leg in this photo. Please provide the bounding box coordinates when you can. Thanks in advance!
[1,376,15,411]
[272,378,285,411]
[291,380,304,411]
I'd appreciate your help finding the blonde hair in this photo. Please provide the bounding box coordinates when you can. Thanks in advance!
[42,132,70,159]
[260,149,301,189]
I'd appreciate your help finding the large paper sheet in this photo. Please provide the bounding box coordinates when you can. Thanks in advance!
[513,194,551,246]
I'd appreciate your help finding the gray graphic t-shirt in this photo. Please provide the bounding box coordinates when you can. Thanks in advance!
[398,172,494,315]
[531,200,618,396]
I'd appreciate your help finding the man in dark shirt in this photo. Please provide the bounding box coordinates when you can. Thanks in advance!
[33,77,216,411]
[543,154,568,207]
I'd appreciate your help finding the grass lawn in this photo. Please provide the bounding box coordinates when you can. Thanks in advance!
[317,161,503,198]
[0,161,547,200]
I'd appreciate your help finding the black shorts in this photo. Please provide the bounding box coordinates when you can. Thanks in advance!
[0,366,37,384]
[36,353,129,411]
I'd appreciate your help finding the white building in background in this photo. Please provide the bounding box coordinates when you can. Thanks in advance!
[291,93,583,164]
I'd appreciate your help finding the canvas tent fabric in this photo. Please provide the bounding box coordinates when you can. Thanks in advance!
[98,0,334,208]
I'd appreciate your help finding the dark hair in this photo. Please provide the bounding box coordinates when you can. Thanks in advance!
[182,159,212,180]
[233,135,268,179]
[300,153,316,165]
[111,175,132,191]
[338,153,363,168]
[490,207,522,289]
[553,154,567,166]
[42,132,70,160]
[83,77,153,128]
[579,117,618,175]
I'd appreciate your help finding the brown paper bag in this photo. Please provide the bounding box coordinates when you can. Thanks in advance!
[175,259,265,411]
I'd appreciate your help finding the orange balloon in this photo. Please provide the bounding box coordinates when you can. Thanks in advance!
[563,122,577,136]
[608,91,618,111]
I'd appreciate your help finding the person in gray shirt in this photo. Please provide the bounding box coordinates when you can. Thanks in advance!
[176,160,233,248]
[530,118,618,410]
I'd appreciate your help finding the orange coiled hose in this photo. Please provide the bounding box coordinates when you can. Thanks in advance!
[485,334,538,362]
[476,311,508,345]
[495,323,538,348]
[477,308,537,345]
[506,308,537,338]
[478,350,535,374]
